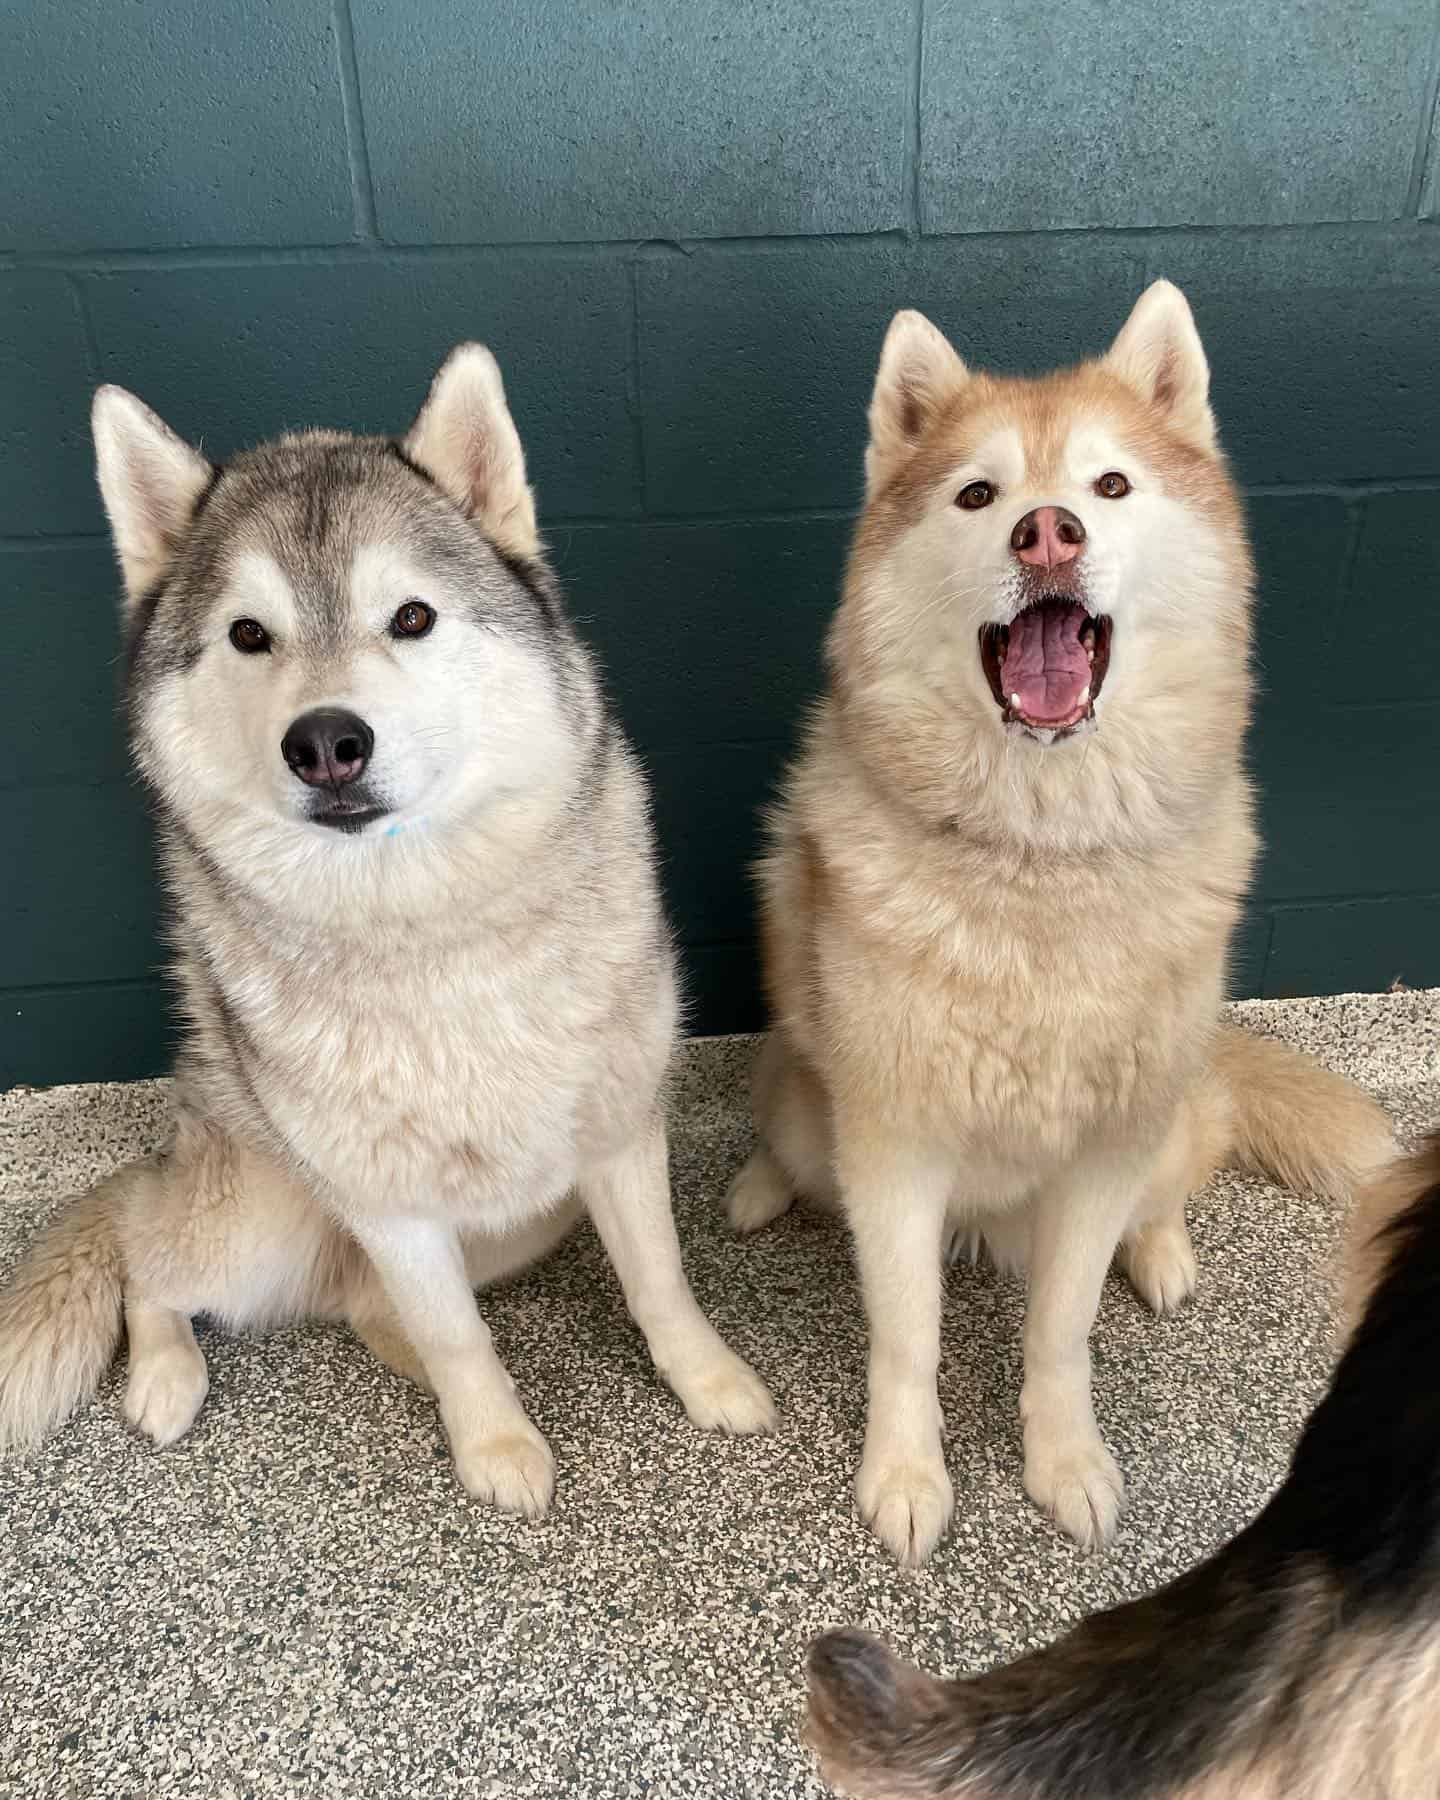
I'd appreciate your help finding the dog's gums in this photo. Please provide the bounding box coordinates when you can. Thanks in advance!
[979,597,1113,737]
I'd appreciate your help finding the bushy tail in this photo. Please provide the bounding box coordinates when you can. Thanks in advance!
[1210,1021,1395,1203]
[807,1139,1440,1800]
[807,1630,965,1799]
[0,1169,131,1452]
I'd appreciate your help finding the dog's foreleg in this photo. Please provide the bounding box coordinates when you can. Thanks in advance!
[580,1119,775,1434]
[347,1213,554,1516]
[840,1136,955,1568]
[1022,1148,1144,1548]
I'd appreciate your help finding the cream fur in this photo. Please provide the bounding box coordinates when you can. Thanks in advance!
[729,283,1393,1564]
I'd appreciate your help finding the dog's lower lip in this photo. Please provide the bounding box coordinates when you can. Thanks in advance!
[311,805,388,834]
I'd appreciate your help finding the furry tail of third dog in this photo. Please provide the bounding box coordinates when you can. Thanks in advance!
[807,1136,1440,1799]
[0,1167,135,1452]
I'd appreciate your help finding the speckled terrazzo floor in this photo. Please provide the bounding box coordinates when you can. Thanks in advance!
[2,991,1438,1799]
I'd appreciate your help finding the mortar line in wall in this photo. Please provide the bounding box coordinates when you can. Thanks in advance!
[906,0,925,235]
[1321,695,1440,712]
[0,973,170,1001]
[1243,477,1440,499]
[1404,0,1440,216]
[7,476,1440,554]
[332,0,380,243]
[65,273,104,389]
[1329,496,1369,651]
[0,532,111,552]
[625,257,649,511]
[1262,888,1440,913]
[1250,909,1279,993]
[546,504,858,530]
[5,215,1438,275]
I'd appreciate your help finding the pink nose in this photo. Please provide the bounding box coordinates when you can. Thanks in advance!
[1010,505,1086,568]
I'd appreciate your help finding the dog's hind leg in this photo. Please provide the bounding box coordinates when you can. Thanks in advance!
[727,1031,837,1234]
[349,1300,431,1391]
[946,1205,1032,1276]
[118,1119,344,1445]
[1120,1091,1224,1316]
[122,1297,210,1445]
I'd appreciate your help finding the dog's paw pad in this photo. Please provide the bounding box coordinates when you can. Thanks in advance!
[1025,1437,1125,1549]
[1125,1224,1198,1316]
[452,1427,555,1518]
[123,1344,209,1447]
[673,1352,777,1436]
[725,1152,793,1236]
[855,1455,955,1568]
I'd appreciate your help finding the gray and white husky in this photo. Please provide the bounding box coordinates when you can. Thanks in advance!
[0,345,774,1511]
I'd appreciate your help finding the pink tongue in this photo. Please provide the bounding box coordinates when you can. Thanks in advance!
[1001,603,1090,722]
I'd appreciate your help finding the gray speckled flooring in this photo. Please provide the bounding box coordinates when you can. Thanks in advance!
[2,992,1438,1799]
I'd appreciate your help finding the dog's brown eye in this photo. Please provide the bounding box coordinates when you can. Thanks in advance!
[228,618,270,654]
[956,480,995,511]
[1096,471,1130,499]
[391,600,435,639]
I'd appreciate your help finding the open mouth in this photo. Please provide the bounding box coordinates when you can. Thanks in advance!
[309,802,389,835]
[979,597,1112,738]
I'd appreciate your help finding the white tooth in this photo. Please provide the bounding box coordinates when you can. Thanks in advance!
[1010,693,1023,708]
[1079,684,1090,703]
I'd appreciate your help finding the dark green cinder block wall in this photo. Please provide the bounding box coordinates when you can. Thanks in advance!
[2,0,1439,1086]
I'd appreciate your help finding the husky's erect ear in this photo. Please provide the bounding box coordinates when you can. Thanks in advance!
[92,387,216,607]
[1104,281,1216,453]
[404,344,540,560]
[865,310,970,499]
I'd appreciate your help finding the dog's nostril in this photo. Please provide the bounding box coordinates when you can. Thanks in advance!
[282,733,320,772]
[333,736,363,767]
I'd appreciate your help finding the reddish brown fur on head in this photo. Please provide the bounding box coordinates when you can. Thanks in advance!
[861,361,1240,560]
[858,279,1237,551]
[827,281,1255,846]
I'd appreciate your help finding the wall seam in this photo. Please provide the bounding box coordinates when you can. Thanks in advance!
[65,271,103,388]
[4,215,1438,275]
[906,0,925,235]
[332,0,380,243]
[1403,0,1440,216]
[626,253,649,514]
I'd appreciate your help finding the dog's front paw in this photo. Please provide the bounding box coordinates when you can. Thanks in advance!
[123,1341,209,1447]
[1123,1222,1198,1316]
[669,1347,777,1436]
[1024,1430,1124,1549]
[855,1450,955,1568]
[450,1422,556,1518]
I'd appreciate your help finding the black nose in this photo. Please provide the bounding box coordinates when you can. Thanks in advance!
[281,707,374,790]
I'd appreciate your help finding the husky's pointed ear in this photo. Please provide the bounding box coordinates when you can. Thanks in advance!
[865,310,970,498]
[404,344,539,559]
[92,386,216,606]
[1104,281,1215,453]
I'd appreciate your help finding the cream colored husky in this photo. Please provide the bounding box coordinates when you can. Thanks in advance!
[727,281,1393,1566]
